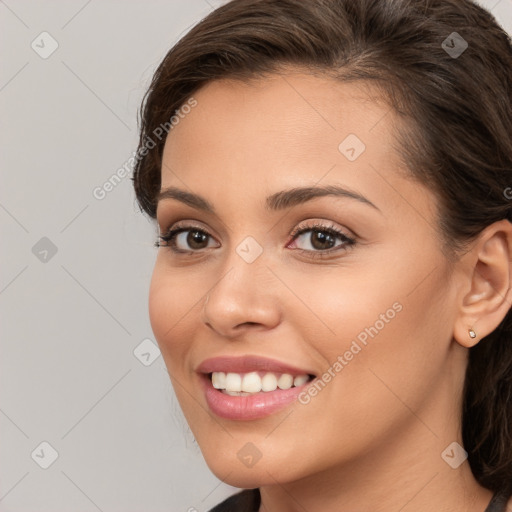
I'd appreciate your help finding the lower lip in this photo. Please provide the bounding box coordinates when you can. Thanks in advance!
[201,374,311,421]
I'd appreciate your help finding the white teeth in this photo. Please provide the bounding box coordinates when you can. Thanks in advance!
[261,373,278,392]
[211,371,311,393]
[241,372,262,393]
[211,371,226,389]
[225,372,242,392]
[293,375,309,387]
[223,390,253,396]
[277,374,293,390]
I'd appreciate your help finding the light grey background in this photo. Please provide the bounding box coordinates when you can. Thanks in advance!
[1,1,511,511]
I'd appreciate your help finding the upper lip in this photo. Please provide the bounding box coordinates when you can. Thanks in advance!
[196,355,316,376]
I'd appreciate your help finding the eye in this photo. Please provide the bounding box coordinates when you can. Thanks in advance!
[156,225,219,252]
[156,221,355,257]
[287,222,356,255]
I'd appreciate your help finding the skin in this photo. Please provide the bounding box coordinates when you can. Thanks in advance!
[149,69,512,512]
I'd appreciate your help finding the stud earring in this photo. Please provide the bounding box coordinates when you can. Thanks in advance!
[468,328,477,339]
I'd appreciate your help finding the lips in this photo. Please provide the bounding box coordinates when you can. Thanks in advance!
[196,355,316,376]
[196,355,317,420]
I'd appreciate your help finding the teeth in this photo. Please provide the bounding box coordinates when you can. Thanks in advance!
[211,371,311,393]
[242,372,262,393]
[293,375,309,387]
[224,390,254,396]
[225,372,242,392]
[261,372,277,392]
[277,374,293,390]
[211,371,226,389]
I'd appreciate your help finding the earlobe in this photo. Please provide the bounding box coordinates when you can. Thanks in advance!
[453,219,512,348]
[454,324,481,348]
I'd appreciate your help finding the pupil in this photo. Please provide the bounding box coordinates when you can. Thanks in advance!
[188,230,207,249]
[312,230,335,250]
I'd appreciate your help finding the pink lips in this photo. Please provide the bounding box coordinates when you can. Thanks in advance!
[197,355,315,421]
[196,355,314,376]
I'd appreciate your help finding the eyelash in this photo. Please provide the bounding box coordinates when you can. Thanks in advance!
[155,221,356,259]
[289,222,356,258]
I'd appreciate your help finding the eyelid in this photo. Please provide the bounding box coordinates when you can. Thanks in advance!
[158,219,216,241]
[160,219,208,233]
[288,220,355,241]
[286,220,357,257]
[156,220,220,252]
[157,219,357,256]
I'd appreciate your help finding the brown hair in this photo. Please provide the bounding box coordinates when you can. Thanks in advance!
[132,0,512,493]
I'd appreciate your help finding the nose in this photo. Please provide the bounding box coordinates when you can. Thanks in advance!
[201,258,282,338]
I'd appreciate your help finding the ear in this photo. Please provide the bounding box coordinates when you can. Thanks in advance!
[453,219,512,348]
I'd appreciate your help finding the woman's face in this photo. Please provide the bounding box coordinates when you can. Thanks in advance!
[149,71,465,487]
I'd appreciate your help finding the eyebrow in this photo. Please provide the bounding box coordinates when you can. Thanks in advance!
[156,185,380,213]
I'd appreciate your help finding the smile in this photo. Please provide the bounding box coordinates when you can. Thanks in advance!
[211,371,311,395]
[197,356,317,420]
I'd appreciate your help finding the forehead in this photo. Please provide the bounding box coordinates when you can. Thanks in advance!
[158,71,437,225]
[173,72,390,131]
[162,71,399,173]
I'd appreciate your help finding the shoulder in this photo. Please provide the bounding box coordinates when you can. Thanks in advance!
[208,488,260,512]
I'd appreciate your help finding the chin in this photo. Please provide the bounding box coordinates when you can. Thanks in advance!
[205,458,281,488]
[198,438,311,488]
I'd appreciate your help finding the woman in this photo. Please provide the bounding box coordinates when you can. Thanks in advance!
[132,0,512,510]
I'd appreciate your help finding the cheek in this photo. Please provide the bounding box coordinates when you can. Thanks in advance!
[275,260,405,349]
[148,259,204,365]
[148,266,173,344]
[257,260,454,467]
[281,247,455,411]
